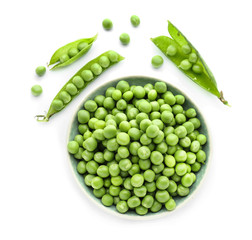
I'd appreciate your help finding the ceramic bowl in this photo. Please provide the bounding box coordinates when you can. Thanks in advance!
[68,76,210,220]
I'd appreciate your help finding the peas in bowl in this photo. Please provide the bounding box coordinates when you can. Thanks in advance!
[67,76,210,219]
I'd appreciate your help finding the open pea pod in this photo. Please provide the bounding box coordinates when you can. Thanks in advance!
[151,21,229,106]
[36,50,124,122]
[49,34,98,70]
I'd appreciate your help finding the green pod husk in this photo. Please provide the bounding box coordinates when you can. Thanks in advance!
[151,21,229,106]
[36,50,124,122]
[49,34,98,70]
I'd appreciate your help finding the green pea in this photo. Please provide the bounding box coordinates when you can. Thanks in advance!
[151,55,163,68]
[155,190,170,203]
[51,99,64,111]
[181,173,194,187]
[93,187,106,198]
[120,33,130,45]
[77,42,88,51]
[60,53,70,63]
[165,198,176,211]
[108,51,119,62]
[77,161,86,174]
[84,100,97,112]
[130,15,140,27]
[177,184,190,196]
[127,196,141,208]
[68,47,79,58]
[134,186,147,198]
[67,140,79,154]
[155,82,167,94]
[116,132,130,145]
[35,66,46,76]
[192,64,203,74]
[31,85,43,96]
[81,70,94,82]
[188,52,197,63]
[90,63,102,76]
[179,59,192,70]
[166,45,177,56]
[102,194,114,206]
[72,76,84,88]
[150,200,162,212]
[59,91,71,104]
[181,44,191,54]
[83,137,97,151]
[102,18,113,30]
[91,176,104,189]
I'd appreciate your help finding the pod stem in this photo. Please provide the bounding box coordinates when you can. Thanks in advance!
[219,91,230,107]
[35,114,49,122]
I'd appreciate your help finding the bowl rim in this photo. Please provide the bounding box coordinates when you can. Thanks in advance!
[67,75,212,220]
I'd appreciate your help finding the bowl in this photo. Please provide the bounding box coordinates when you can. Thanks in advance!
[67,76,210,220]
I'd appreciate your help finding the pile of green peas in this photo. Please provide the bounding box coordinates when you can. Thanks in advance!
[166,44,203,74]
[67,80,207,215]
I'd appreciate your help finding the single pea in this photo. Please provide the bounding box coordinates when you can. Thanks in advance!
[111,176,123,186]
[97,165,109,178]
[116,80,130,93]
[189,118,201,129]
[86,160,99,175]
[59,91,71,104]
[119,159,132,171]
[137,146,151,160]
[91,176,104,189]
[166,133,179,146]
[115,112,127,124]
[78,124,88,135]
[142,195,154,209]
[145,182,156,193]
[90,63,103,76]
[174,126,187,138]
[66,83,78,96]
[120,33,130,45]
[118,146,129,159]
[117,99,127,110]
[179,59,192,70]
[166,45,177,56]
[175,163,187,176]
[161,111,174,124]
[197,134,207,145]
[155,190,170,203]
[109,185,121,196]
[196,150,206,163]
[77,41,88,51]
[139,159,151,170]
[72,76,84,89]
[151,55,163,68]
[93,187,106,199]
[112,89,122,101]
[131,174,144,188]
[177,184,190,197]
[128,164,140,176]
[190,140,201,153]
[140,134,152,145]
[150,200,162,213]
[51,99,63,111]
[128,128,141,141]
[81,70,93,82]
[99,56,110,68]
[102,18,113,30]
[167,180,177,193]
[124,177,133,190]
[156,176,169,190]
[130,15,140,27]
[133,86,145,98]
[119,189,131,201]
[165,198,176,211]
[155,82,167,94]
[95,107,108,120]
[129,142,141,156]
[78,110,90,124]
[82,150,93,161]
[152,163,164,174]
[119,121,131,132]
[146,125,159,138]
[74,134,84,146]
[188,52,198,63]
[84,100,97,112]
[31,85,43,96]
[143,169,155,183]
[83,137,97,152]
[68,47,79,58]
[116,132,130,146]
[175,95,185,105]
[134,186,147,198]
[138,100,152,113]
[179,137,191,148]
[102,194,114,206]
[181,44,191,54]
[35,66,46,76]
[127,196,141,208]
[109,164,120,177]
[60,53,70,63]
[156,142,168,154]
[192,64,203,74]
[191,162,201,172]
[163,168,174,178]
[181,173,194,187]
[150,151,164,165]
[107,138,119,151]
[135,205,148,215]
[103,97,115,110]
[77,161,86,174]
[127,108,139,120]
[164,93,176,105]
[123,91,134,102]
[108,51,118,62]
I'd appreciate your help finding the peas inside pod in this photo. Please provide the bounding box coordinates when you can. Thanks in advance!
[68,80,208,216]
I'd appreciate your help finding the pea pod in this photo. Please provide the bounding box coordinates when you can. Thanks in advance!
[151,21,229,106]
[36,50,124,122]
[49,34,98,70]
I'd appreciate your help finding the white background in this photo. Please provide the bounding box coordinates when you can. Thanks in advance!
[1,0,251,239]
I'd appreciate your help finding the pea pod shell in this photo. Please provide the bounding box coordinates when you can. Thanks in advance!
[49,34,98,70]
[151,21,229,105]
[37,50,124,122]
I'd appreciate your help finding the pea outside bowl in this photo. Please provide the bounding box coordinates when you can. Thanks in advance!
[67,76,210,220]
